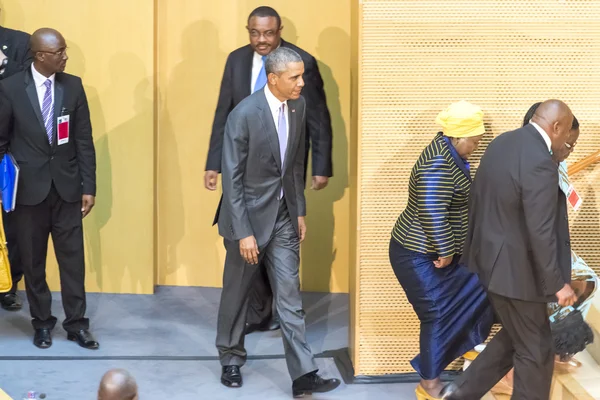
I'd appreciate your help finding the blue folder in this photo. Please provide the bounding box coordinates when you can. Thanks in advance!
[0,153,19,212]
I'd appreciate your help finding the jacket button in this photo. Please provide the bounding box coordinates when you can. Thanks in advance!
[565,241,571,247]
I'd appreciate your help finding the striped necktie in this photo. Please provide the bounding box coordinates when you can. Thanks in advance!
[41,79,54,144]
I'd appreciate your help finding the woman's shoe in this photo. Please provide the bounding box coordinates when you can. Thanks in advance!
[555,356,582,373]
[416,384,441,400]
[462,350,480,370]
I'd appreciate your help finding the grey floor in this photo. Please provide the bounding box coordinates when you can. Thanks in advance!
[0,286,414,399]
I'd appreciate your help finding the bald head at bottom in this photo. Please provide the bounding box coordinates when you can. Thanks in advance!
[533,99,573,125]
[98,369,138,400]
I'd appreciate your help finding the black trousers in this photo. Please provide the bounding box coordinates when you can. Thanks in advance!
[13,185,89,332]
[2,209,23,294]
[453,292,554,400]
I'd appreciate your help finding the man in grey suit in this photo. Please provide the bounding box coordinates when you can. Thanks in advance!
[214,47,340,398]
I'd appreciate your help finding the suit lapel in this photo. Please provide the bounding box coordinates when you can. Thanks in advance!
[53,77,64,148]
[242,46,253,97]
[24,71,46,134]
[257,92,282,171]
[283,102,298,174]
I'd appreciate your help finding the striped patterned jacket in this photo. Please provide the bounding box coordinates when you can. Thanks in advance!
[392,133,471,258]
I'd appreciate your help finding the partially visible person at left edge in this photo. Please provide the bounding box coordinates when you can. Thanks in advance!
[0,28,98,350]
[0,16,33,311]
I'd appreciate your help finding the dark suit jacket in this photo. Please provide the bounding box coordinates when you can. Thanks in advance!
[0,26,32,80]
[206,39,332,178]
[0,68,96,205]
[462,124,571,303]
[216,89,306,247]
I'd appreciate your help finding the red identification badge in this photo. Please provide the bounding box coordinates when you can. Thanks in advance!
[57,115,69,145]
[567,185,582,211]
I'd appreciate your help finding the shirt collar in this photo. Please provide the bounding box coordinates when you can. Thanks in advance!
[263,84,287,112]
[529,121,552,153]
[31,63,55,87]
[253,41,282,61]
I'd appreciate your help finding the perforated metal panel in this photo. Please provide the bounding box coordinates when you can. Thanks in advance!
[356,0,600,376]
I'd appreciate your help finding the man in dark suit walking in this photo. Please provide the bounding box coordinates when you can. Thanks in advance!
[0,28,98,350]
[205,6,333,335]
[441,100,578,400]
[0,20,33,311]
[215,47,339,397]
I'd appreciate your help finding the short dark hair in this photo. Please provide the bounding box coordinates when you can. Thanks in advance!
[572,115,579,130]
[265,47,302,75]
[248,6,281,28]
[522,102,542,127]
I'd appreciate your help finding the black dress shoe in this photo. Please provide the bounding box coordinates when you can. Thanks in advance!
[439,383,461,400]
[0,293,22,311]
[221,365,242,388]
[267,319,280,331]
[292,372,341,398]
[67,329,99,349]
[33,328,52,349]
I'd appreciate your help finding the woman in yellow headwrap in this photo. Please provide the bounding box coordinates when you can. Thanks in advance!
[389,101,494,400]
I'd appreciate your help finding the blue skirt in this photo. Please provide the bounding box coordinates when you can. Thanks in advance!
[389,239,494,380]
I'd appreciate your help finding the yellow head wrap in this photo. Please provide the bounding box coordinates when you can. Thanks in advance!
[435,100,485,138]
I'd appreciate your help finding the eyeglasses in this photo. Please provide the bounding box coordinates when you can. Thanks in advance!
[248,29,279,39]
[36,47,68,57]
[565,141,576,151]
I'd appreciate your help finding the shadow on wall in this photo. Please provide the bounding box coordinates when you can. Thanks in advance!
[95,52,153,292]
[158,20,227,285]
[300,25,350,292]
[0,0,26,31]
[281,17,298,45]
[65,42,112,291]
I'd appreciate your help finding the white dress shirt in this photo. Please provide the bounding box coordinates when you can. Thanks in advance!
[31,63,56,112]
[263,84,289,140]
[264,85,289,199]
[529,121,552,153]
[250,52,264,93]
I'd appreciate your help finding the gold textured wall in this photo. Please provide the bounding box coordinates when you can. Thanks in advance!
[354,0,600,375]
[1,0,155,294]
[156,1,351,292]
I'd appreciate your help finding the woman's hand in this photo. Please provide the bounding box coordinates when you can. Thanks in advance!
[433,256,453,269]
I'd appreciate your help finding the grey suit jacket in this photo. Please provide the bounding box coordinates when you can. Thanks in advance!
[215,89,307,247]
[461,124,571,303]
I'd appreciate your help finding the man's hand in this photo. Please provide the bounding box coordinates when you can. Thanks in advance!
[239,235,259,264]
[204,170,219,191]
[311,176,328,190]
[433,255,453,269]
[556,283,577,307]
[298,216,307,242]
[81,195,95,218]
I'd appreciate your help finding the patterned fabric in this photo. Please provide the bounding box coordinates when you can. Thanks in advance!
[41,79,53,144]
[392,133,471,258]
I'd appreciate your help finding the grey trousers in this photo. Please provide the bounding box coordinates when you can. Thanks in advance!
[216,200,318,380]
